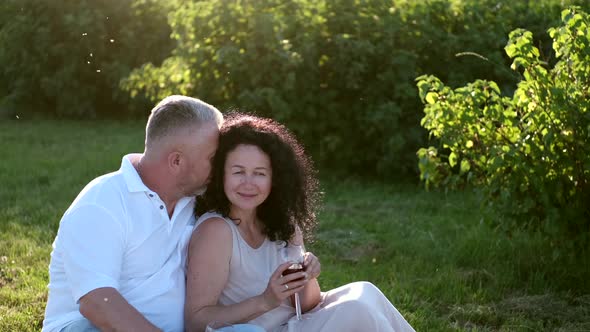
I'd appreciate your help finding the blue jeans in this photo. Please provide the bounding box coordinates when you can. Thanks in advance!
[60,318,266,332]
[59,319,98,332]
[212,324,266,332]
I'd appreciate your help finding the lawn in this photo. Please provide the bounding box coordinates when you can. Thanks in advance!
[1,119,588,331]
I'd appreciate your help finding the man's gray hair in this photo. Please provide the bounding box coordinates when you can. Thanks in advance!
[145,95,223,148]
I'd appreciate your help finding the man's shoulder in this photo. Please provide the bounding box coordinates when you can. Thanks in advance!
[87,168,122,185]
[69,170,127,211]
[59,170,131,236]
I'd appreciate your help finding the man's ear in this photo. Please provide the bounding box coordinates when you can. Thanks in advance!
[168,151,182,174]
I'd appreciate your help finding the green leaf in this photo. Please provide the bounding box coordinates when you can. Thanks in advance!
[449,152,458,167]
[425,92,438,104]
[460,159,471,174]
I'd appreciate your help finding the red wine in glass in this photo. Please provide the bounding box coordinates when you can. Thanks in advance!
[280,245,306,321]
[283,263,305,280]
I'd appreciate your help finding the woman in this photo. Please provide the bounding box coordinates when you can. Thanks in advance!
[184,114,415,332]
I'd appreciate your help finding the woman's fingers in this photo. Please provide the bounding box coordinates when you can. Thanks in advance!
[267,260,313,305]
[303,252,316,267]
[272,262,295,280]
[277,272,308,297]
[281,271,308,283]
[264,264,303,309]
[308,262,320,279]
[303,252,321,279]
[270,264,307,294]
[282,282,305,295]
[279,276,306,294]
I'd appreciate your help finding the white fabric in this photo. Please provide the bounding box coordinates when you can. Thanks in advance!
[196,212,294,331]
[195,213,415,332]
[43,154,196,332]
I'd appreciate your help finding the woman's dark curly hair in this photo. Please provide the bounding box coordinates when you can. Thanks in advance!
[195,113,321,243]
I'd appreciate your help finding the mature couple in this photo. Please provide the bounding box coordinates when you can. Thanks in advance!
[42,95,415,332]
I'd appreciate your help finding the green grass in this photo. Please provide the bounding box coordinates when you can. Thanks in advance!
[1,119,589,331]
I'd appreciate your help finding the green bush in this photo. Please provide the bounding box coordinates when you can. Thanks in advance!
[123,0,581,178]
[0,0,172,118]
[2,0,583,178]
[416,7,590,245]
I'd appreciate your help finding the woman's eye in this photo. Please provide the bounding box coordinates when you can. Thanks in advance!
[233,171,244,175]
[255,172,266,176]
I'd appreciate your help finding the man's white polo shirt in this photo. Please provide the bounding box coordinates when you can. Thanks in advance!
[42,154,196,332]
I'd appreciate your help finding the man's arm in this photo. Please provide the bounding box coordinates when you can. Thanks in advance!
[60,204,159,331]
[79,287,160,332]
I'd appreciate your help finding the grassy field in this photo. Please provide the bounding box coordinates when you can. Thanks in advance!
[1,119,589,331]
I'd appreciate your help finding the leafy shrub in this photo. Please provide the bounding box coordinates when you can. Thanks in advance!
[123,0,581,179]
[2,0,582,178]
[416,7,590,245]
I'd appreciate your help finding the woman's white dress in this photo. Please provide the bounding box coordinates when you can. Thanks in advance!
[194,212,415,332]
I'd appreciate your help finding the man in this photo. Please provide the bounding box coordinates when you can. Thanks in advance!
[43,96,264,332]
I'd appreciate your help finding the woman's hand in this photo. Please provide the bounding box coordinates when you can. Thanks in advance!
[303,251,321,280]
[261,262,308,310]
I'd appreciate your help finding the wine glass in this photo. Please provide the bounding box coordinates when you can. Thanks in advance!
[280,244,305,321]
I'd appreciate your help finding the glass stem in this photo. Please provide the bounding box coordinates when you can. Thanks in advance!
[294,292,302,320]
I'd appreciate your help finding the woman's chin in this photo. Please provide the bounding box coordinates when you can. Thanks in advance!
[230,201,262,211]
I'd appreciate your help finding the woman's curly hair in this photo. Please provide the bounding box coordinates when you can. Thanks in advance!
[195,113,321,243]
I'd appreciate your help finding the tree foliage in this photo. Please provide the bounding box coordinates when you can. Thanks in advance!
[122,0,582,178]
[0,0,172,118]
[417,7,590,245]
[1,0,585,179]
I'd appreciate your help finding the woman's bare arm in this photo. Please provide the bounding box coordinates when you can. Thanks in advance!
[184,218,307,332]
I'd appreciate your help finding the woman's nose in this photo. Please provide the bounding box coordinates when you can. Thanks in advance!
[240,174,253,184]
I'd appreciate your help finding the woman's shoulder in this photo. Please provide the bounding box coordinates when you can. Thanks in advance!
[196,211,223,223]
[196,212,234,227]
[187,214,234,269]
[190,213,234,249]
[195,212,235,236]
